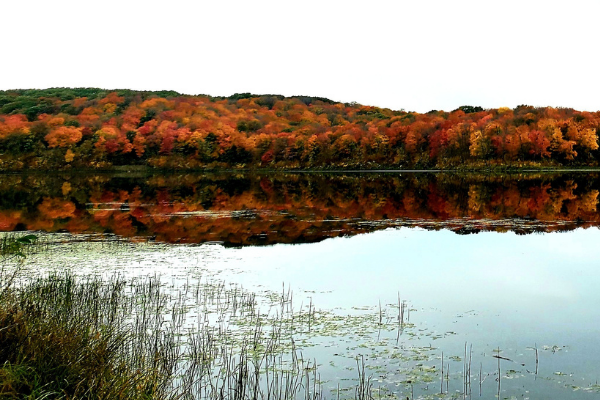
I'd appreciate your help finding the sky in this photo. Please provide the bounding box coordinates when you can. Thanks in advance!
[2,0,599,113]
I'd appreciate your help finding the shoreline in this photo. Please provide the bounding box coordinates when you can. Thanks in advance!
[3,164,600,176]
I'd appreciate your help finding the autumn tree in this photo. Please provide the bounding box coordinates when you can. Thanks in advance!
[45,126,83,148]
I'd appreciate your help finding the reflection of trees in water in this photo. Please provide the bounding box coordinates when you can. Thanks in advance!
[0,173,598,245]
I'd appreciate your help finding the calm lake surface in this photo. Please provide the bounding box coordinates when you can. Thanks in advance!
[2,171,600,399]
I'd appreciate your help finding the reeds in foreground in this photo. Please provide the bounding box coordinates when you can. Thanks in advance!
[0,266,339,400]
[3,234,560,400]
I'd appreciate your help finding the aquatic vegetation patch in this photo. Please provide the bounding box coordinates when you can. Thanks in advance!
[1,233,596,399]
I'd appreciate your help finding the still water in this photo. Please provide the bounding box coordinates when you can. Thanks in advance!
[2,171,600,399]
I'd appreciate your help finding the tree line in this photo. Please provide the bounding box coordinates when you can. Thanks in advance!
[1,88,599,170]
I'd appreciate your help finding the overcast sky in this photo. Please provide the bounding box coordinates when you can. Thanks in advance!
[2,0,599,113]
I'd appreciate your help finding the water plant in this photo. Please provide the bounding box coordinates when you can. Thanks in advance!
[0,233,337,400]
[2,233,597,399]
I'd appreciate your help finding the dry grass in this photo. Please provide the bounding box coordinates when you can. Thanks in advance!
[0,235,329,400]
[0,273,168,399]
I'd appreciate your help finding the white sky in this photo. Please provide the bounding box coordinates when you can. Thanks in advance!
[2,0,599,113]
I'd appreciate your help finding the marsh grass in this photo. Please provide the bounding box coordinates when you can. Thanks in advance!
[0,274,171,399]
[0,252,330,400]
[3,233,585,400]
[0,255,455,400]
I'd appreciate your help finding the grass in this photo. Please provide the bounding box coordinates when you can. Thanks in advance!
[0,265,420,399]
[0,273,170,399]
[3,233,590,400]
[0,235,329,399]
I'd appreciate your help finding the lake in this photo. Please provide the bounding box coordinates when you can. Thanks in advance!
[2,171,600,399]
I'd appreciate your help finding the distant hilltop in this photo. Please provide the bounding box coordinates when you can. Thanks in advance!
[0,88,598,171]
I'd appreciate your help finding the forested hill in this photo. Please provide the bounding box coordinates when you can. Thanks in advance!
[1,87,599,171]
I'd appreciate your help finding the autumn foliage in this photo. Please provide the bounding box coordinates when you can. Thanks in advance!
[1,88,600,170]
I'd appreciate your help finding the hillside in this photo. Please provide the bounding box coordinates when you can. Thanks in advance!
[1,88,599,170]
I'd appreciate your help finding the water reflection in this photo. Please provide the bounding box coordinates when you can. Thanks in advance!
[4,172,600,398]
[0,172,599,244]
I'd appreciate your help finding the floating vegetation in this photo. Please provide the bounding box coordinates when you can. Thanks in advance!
[1,233,597,399]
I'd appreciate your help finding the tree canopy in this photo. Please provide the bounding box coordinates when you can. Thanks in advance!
[1,88,599,170]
